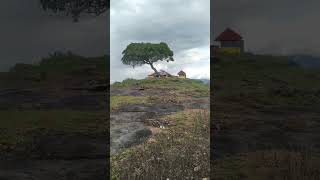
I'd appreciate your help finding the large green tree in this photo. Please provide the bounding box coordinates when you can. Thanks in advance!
[40,0,109,21]
[121,42,174,75]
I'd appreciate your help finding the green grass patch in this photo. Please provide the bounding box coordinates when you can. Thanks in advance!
[110,95,149,111]
[112,78,209,97]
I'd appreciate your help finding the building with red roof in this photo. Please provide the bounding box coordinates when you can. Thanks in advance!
[214,28,244,53]
[177,70,186,79]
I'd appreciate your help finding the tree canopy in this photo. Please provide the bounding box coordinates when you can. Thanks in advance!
[40,0,109,21]
[121,42,174,75]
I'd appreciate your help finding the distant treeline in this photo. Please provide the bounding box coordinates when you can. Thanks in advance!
[3,51,108,83]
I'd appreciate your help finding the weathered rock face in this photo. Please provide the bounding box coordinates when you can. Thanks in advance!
[110,85,209,155]
[110,104,185,154]
[110,112,152,154]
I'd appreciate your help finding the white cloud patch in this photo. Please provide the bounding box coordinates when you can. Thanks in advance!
[110,0,210,83]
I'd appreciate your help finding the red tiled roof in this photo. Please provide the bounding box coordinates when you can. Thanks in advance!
[215,28,242,41]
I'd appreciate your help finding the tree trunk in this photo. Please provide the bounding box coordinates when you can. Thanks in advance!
[149,63,159,77]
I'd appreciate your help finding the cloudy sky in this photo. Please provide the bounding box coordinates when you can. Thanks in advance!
[0,0,108,72]
[2,1,319,76]
[213,0,320,56]
[110,0,210,83]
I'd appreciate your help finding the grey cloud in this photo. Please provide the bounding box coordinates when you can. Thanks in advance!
[0,0,108,71]
[111,0,210,82]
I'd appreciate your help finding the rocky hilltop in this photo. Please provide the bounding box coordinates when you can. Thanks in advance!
[110,78,210,179]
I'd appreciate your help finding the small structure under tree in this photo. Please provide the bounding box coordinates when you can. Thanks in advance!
[177,70,186,79]
[148,70,173,79]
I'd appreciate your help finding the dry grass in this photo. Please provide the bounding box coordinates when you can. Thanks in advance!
[147,95,185,104]
[213,148,320,180]
[111,110,210,180]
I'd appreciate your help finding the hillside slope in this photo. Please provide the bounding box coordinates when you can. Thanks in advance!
[0,54,108,180]
[212,53,320,179]
[110,78,210,179]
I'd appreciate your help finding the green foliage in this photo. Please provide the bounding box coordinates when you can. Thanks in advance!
[9,63,38,73]
[40,0,108,21]
[39,51,107,76]
[2,51,107,88]
[121,42,174,69]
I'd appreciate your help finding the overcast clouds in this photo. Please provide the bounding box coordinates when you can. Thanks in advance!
[213,0,320,56]
[110,0,210,83]
[0,0,108,72]
[2,1,318,76]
